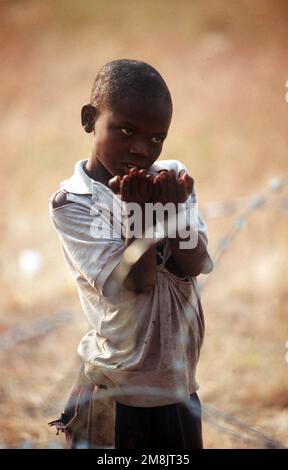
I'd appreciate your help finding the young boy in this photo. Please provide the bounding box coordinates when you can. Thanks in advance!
[48,59,213,449]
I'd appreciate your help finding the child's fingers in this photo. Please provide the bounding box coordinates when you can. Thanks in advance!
[146,174,154,184]
[159,171,169,203]
[146,174,154,199]
[177,179,187,203]
[128,167,138,176]
[138,170,148,200]
[146,174,155,201]
[183,173,194,195]
[166,170,177,202]
[152,175,161,202]
[120,174,130,201]
[129,168,141,201]
[108,175,121,194]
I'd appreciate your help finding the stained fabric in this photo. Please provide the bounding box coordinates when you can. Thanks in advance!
[48,159,212,407]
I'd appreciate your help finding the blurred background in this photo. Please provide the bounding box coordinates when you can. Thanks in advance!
[0,0,287,448]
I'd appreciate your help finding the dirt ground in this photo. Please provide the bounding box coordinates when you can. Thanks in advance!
[0,0,287,448]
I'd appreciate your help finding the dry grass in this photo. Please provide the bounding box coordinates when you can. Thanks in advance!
[0,0,287,448]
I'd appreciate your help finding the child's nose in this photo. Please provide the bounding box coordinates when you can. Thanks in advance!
[129,140,149,158]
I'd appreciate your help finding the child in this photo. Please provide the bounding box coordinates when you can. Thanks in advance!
[48,59,213,449]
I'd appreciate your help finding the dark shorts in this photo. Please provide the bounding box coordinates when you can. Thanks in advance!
[115,394,203,449]
[48,365,203,449]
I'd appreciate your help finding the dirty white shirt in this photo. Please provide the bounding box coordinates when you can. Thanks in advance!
[48,159,213,407]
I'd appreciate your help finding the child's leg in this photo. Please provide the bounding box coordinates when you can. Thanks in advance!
[115,393,203,449]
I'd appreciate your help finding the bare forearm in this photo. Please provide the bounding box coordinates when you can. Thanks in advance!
[124,242,156,293]
[124,203,156,292]
[168,229,209,277]
[102,232,156,297]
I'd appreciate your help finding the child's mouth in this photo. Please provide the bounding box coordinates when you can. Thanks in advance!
[127,163,139,170]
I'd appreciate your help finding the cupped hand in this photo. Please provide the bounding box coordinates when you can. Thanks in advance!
[151,170,194,204]
[108,168,194,205]
[108,167,154,204]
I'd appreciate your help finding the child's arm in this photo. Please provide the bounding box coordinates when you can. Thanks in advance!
[104,168,156,295]
[153,170,211,277]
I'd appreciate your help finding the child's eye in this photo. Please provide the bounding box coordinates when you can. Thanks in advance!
[151,136,163,144]
[120,128,133,136]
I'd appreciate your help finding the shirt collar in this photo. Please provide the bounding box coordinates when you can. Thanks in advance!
[60,159,94,194]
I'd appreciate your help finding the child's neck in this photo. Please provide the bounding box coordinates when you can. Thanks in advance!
[84,158,112,187]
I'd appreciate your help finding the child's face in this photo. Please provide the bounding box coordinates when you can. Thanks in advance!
[90,97,172,177]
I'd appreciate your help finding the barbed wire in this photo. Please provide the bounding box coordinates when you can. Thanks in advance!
[1,173,287,449]
[201,182,288,220]
[202,404,286,449]
[6,399,287,449]
[199,174,288,291]
[0,310,81,352]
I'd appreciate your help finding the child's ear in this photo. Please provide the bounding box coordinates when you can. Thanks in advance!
[81,104,97,133]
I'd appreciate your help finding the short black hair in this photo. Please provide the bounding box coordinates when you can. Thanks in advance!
[90,59,172,112]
